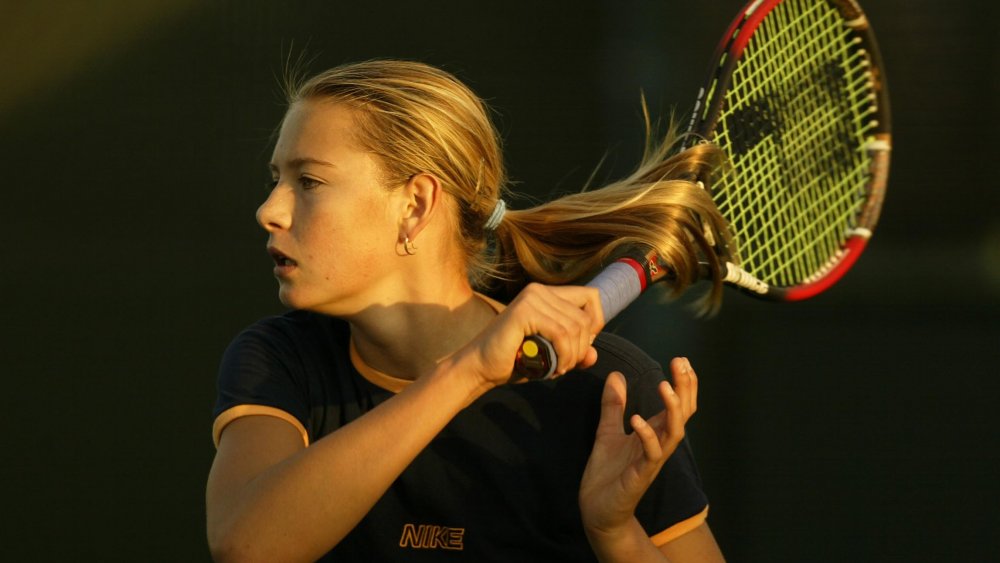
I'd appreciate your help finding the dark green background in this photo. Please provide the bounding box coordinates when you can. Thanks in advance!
[3,0,997,560]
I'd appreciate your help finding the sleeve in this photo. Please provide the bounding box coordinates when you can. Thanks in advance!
[212,319,311,448]
[629,365,710,546]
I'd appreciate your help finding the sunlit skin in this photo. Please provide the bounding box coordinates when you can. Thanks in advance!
[259,100,413,316]
[259,100,499,379]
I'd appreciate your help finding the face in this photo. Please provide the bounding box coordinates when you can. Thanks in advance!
[257,100,408,315]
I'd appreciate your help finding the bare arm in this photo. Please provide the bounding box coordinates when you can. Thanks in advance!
[206,356,488,562]
[206,284,603,562]
[659,522,725,562]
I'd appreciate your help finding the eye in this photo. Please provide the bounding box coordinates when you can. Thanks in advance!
[265,178,279,192]
[298,175,321,190]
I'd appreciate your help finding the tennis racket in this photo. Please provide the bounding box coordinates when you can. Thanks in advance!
[515,0,891,379]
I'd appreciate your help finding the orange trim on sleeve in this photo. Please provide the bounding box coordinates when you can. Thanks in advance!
[212,405,310,449]
[649,505,709,546]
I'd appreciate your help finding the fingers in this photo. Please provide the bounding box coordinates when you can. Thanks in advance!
[629,414,664,461]
[631,358,700,461]
[668,357,698,419]
[651,357,699,449]
[630,381,683,464]
[541,282,606,329]
[658,380,685,448]
[512,283,603,375]
[596,371,628,435]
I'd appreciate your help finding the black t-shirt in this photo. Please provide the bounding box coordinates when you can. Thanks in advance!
[213,309,709,561]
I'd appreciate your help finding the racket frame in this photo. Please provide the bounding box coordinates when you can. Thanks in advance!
[686,0,891,302]
[513,0,891,378]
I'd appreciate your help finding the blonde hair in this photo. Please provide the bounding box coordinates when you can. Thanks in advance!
[287,59,737,312]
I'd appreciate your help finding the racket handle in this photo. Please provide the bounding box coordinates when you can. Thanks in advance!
[512,261,646,379]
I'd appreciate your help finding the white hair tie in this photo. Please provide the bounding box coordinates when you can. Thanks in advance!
[484,199,506,231]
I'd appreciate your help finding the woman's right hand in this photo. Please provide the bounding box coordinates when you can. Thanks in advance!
[454,283,605,390]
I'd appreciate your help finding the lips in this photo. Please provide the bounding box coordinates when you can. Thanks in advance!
[268,246,299,275]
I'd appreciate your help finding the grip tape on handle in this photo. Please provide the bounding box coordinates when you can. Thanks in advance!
[512,261,646,379]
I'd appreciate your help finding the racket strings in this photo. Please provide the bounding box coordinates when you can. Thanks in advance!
[732,3,856,279]
[713,0,879,287]
[734,14,867,282]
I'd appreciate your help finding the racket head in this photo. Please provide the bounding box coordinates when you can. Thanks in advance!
[688,0,891,301]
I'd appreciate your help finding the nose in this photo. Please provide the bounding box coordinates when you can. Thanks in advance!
[256,186,292,232]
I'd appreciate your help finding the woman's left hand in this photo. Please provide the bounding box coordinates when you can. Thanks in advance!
[578,358,698,543]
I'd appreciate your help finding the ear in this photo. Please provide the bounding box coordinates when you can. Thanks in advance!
[398,173,442,241]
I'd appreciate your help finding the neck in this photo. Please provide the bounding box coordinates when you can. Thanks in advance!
[346,281,499,381]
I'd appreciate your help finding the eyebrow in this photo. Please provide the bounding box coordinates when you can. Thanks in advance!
[269,157,337,171]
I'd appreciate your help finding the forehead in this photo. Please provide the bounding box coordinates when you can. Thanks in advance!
[272,100,362,161]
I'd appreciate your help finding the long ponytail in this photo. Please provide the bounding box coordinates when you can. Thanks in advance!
[489,119,737,314]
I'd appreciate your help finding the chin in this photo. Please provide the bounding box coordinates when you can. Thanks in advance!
[278,286,338,315]
[277,285,309,310]
[276,279,369,317]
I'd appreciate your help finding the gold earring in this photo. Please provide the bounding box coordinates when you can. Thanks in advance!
[403,235,417,255]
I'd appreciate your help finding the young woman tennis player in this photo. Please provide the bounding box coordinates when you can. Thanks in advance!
[207,60,730,562]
